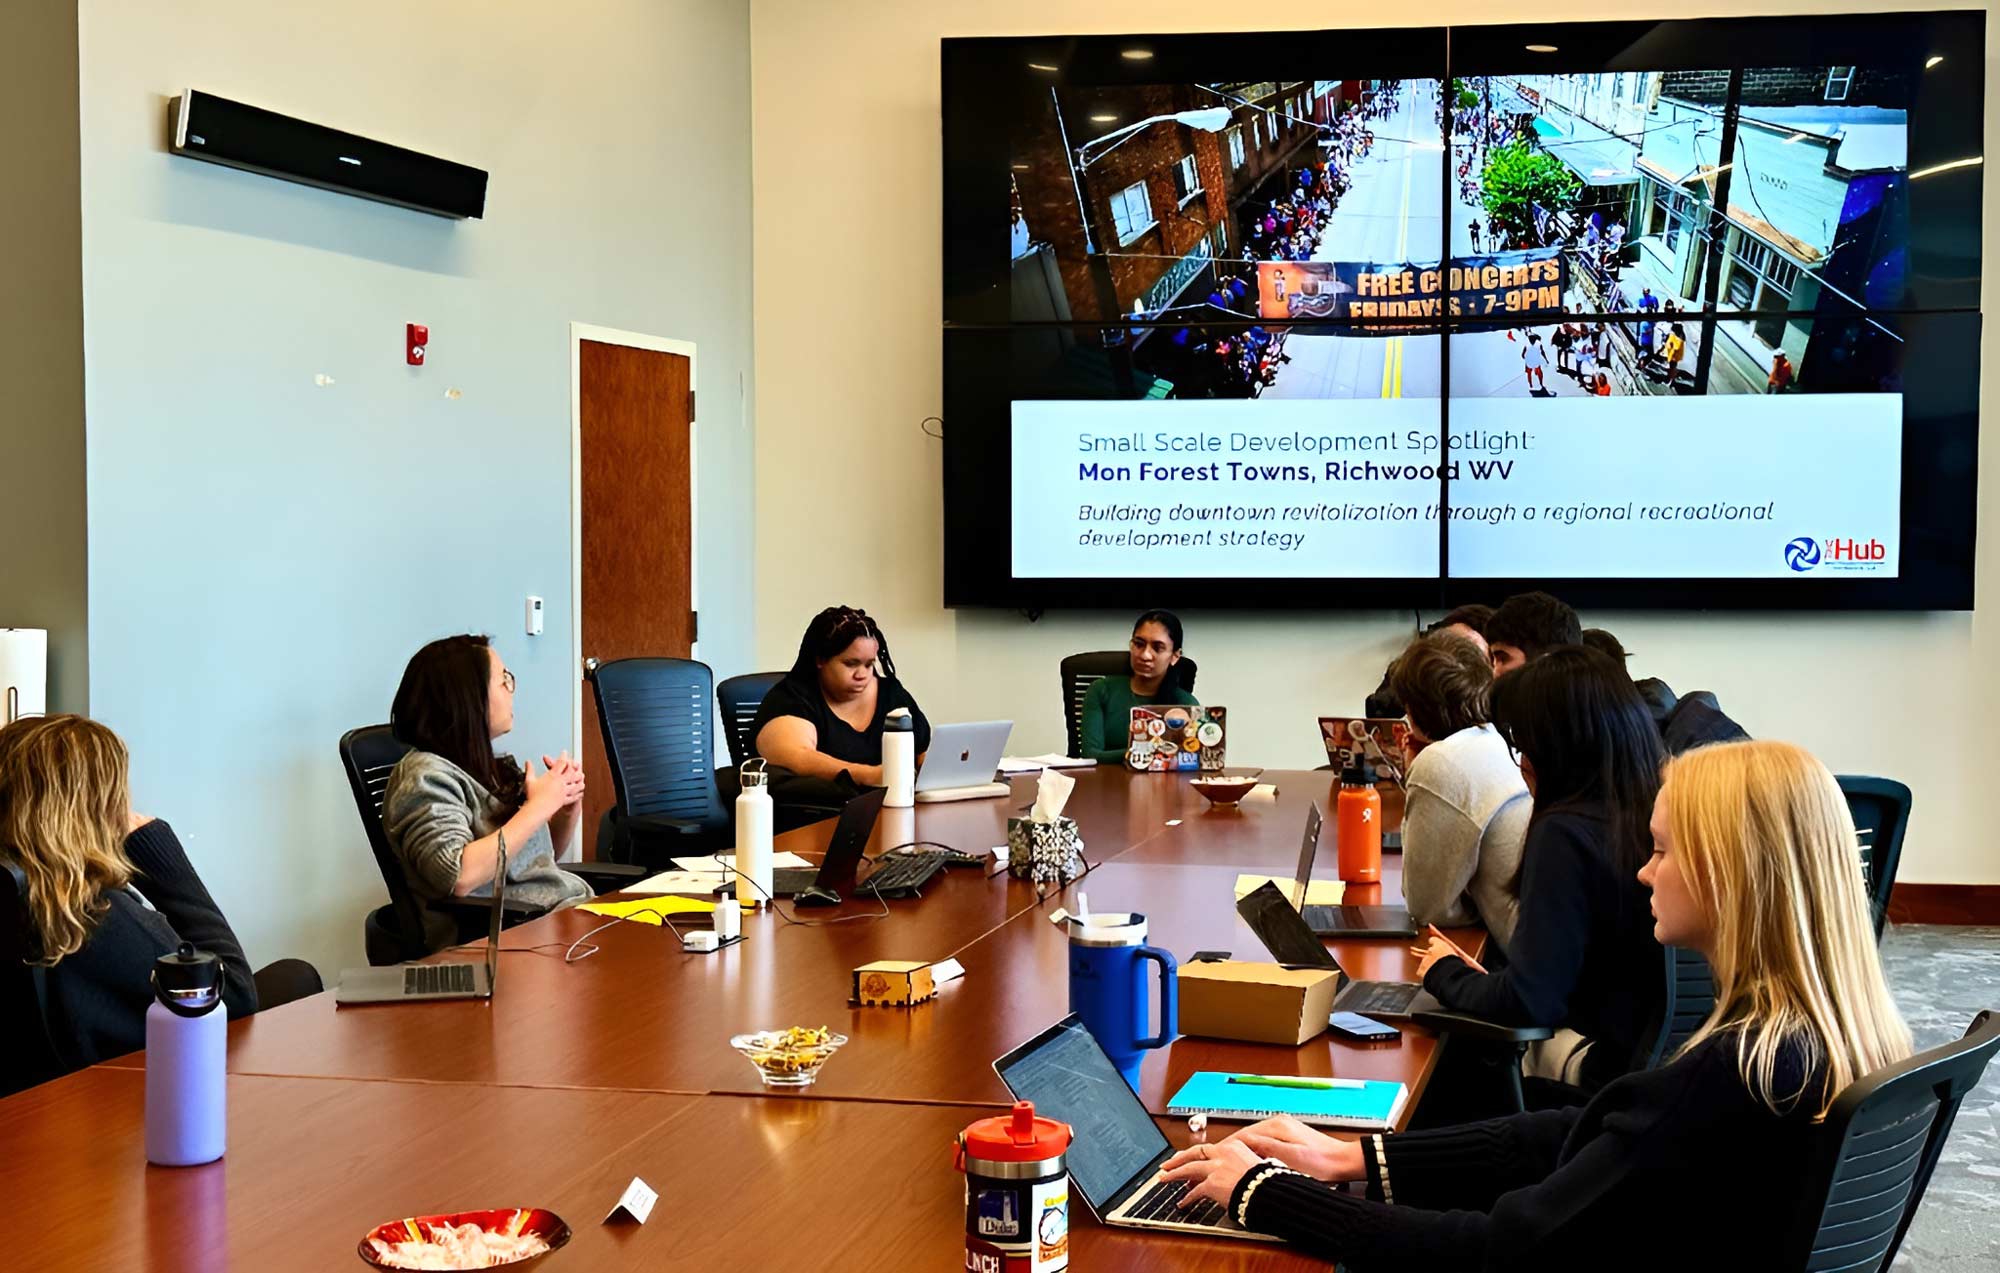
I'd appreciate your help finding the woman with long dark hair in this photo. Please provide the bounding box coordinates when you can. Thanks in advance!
[1411,645,1666,1093]
[1077,610,1198,764]
[750,607,930,787]
[382,635,590,909]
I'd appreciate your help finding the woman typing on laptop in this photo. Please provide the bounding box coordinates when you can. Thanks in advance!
[1078,610,1197,763]
[751,607,929,790]
[1159,739,1912,1269]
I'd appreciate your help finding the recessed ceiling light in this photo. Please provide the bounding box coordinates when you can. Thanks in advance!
[1525,44,1558,53]
[1121,49,1154,61]
[1027,62,1058,73]
[1925,55,1944,69]
[1090,113,1119,123]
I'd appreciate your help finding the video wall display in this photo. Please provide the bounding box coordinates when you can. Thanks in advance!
[942,12,1983,609]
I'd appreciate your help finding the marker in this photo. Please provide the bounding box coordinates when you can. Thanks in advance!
[1225,1074,1364,1090]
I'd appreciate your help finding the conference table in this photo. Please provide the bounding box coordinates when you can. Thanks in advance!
[9,766,1479,1271]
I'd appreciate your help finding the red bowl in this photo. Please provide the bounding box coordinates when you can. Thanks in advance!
[358,1208,572,1268]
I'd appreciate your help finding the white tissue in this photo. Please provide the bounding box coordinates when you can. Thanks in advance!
[1031,766,1075,824]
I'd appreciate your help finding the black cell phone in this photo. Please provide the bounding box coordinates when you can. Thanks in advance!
[1329,1012,1401,1043]
[1189,950,1232,963]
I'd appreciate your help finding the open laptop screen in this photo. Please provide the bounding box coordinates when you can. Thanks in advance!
[484,837,509,988]
[995,1016,1170,1214]
[1290,801,1323,910]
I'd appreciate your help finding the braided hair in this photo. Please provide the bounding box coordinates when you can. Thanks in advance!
[788,606,897,686]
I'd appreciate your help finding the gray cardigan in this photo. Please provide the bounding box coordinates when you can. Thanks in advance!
[381,750,589,912]
[1400,723,1531,948]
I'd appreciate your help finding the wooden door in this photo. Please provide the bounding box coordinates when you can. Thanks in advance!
[578,339,694,858]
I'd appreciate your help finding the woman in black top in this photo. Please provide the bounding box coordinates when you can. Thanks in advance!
[751,606,930,787]
[0,716,318,1073]
[1159,739,1913,1269]
[1415,646,1666,1093]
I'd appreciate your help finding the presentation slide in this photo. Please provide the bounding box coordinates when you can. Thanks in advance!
[1012,400,1444,579]
[1010,395,1901,581]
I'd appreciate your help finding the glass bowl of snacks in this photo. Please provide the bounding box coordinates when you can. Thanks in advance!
[729,1025,849,1088]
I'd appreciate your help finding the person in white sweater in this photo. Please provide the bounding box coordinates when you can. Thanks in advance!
[1388,632,1531,948]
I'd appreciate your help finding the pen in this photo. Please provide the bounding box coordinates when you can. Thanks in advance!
[1225,1075,1365,1090]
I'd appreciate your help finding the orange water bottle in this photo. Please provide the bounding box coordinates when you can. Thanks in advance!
[1336,758,1382,884]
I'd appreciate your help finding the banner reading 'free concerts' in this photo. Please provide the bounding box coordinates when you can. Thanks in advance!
[1257,248,1567,329]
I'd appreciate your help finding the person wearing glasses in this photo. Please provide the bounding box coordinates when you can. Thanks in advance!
[381,634,591,910]
[1077,610,1198,764]
[751,607,931,788]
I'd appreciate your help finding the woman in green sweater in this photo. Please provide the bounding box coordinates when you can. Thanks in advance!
[1079,610,1199,763]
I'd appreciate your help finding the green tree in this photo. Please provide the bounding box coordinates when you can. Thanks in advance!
[1479,140,1581,247]
[1451,79,1478,111]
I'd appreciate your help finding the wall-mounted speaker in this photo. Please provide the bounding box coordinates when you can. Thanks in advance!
[169,89,488,220]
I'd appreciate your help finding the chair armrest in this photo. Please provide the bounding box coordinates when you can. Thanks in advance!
[570,862,652,893]
[433,894,546,921]
[1410,1010,1554,1047]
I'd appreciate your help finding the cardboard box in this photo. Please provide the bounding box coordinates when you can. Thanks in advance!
[852,960,936,1007]
[1177,961,1338,1046]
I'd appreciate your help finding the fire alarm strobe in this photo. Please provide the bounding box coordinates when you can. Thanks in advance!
[407,324,428,366]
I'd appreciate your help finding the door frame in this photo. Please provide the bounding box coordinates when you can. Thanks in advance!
[568,322,699,764]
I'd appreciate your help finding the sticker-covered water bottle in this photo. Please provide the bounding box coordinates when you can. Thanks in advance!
[955,1101,1071,1273]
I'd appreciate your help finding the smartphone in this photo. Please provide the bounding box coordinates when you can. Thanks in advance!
[1329,1012,1402,1043]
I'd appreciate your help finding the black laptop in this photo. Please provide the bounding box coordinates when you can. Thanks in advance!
[1235,880,1441,1021]
[1289,801,1418,939]
[765,787,950,905]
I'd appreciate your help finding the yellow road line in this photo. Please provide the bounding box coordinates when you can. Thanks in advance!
[1382,94,1415,399]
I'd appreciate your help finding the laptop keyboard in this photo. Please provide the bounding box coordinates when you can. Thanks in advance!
[1346,981,1420,1015]
[1123,1176,1234,1229]
[405,964,476,996]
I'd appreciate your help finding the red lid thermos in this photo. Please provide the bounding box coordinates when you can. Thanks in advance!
[956,1101,1072,1272]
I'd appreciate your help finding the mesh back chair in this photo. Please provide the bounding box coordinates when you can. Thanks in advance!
[1783,1010,2000,1271]
[2,862,69,1096]
[587,659,732,866]
[1059,651,1199,758]
[1646,945,1718,1069]
[717,671,784,771]
[1837,775,1912,941]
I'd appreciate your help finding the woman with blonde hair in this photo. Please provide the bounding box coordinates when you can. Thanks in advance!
[0,716,314,1070]
[1159,739,1909,1269]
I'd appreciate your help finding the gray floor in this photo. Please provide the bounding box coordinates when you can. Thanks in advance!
[1882,925,2000,1270]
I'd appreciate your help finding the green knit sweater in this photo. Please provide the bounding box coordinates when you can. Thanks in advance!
[1078,676,1199,763]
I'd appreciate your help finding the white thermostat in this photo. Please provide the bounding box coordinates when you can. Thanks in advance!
[525,595,544,636]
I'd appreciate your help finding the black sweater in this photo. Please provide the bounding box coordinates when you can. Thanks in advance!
[1231,1034,1823,1270]
[41,820,257,1066]
[1423,805,1663,1090]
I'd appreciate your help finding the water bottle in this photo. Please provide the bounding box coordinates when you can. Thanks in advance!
[146,942,226,1166]
[882,707,915,808]
[1336,757,1383,884]
[734,760,774,908]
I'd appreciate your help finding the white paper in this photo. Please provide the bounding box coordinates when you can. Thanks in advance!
[0,629,47,720]
[1047,908,1072,927]
[1241,783,1279,802]
[933,957,966,986]
[671,851,813,874]
[603,1176,658,1225]
[626,870,733,895]
[998,753,1096,775]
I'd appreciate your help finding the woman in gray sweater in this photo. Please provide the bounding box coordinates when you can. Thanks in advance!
[1388,631,1531,947]
[381,635,590,912]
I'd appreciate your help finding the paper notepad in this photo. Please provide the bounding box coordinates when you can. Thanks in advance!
[998,754,1097,775]
[1234,875,1345,906]
[670,851,814,874]
[1167,1072,1408,1131]
[577,896,724,924]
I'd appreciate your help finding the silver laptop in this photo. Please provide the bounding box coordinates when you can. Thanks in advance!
[336,842,506,1005]
[913,720,1013,801]
[1290,801,1417,940]
[994,1015,1277,1242]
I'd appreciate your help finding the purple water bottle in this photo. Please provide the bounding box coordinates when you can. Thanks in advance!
[145,942,226,1166]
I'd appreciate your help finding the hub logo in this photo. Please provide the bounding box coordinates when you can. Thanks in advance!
[1784,537,1821,572]
[1785,536,1889,573]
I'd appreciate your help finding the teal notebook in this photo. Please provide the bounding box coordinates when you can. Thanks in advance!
[1166,1071,1409,1131]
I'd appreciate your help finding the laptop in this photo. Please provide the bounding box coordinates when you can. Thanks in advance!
[770,787,944,904]
[913,720,1013,803]
[337,841,506,1005]
[1128,705,1227,772]
[1317,715,1409,788]
[994,1015,1278,1242]
[1288,802,1417,940]
[1235,880,1442,1021]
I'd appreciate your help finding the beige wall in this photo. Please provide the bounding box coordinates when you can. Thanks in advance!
[1,1,88,713]
[750,1,2000,884]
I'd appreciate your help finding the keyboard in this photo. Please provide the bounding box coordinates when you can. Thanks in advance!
[1343,980,1421,1015]
[405,964,477,996]
[858,853,950,897]
[1302,904,1417,938]
[1119,1176,1235,1230]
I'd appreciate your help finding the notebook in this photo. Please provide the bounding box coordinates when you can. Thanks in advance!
[1166,1071,1409,1132]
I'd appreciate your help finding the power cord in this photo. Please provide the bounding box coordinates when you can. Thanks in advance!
[707,850,892,927]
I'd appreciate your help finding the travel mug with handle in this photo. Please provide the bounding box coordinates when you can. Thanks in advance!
[1066,912,1178,1091]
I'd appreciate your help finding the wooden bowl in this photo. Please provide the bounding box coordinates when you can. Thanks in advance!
[1190,776,1259,806]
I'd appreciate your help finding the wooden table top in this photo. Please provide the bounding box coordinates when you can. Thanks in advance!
[26,764,1456,1271]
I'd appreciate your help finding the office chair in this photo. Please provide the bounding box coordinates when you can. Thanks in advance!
[716,671,783,771]
[586,660,734,866]
[1059,650,1200,757]
[1782,1010,2000,1271]
[1,862,69,1097]
[340,725,644,965]
[1645,945,1717,1069]
[1837,775,1911,941]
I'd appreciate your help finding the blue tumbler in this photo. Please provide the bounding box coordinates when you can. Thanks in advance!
[145,943,226,1167]
[1066,913,1178,1091]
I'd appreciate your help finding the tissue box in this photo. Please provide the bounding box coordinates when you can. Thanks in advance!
[1007,816,1085,884]
[1178,961,1339,1046]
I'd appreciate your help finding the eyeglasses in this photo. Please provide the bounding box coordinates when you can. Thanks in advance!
[500,669,517,693]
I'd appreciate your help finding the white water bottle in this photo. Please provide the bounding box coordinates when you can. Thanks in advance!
[734,760,774,908]
[883,708,916,808]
